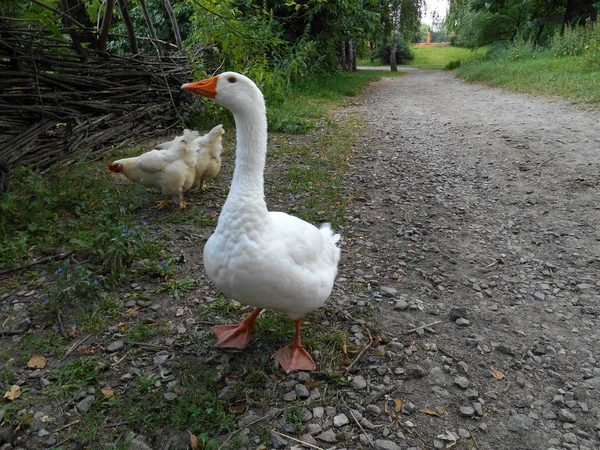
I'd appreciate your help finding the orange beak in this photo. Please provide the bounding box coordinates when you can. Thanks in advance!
[182,75,219,98]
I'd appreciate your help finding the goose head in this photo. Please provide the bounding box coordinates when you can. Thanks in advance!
[182,72,264,116]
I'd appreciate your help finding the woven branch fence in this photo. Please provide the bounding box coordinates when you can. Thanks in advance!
[0,21,215,169]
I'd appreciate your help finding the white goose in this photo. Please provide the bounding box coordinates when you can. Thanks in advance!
[182,72,341,372]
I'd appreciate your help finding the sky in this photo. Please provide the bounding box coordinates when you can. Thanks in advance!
[422,0,450,27]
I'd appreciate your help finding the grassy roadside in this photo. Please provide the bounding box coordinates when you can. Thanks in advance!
[0,70,396,449]
[407,45,486,69]
[454,49,600,106]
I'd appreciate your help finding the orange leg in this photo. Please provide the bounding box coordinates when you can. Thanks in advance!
[152,196,171,210]
[273,318,316,373]
[176,192,189,211]
[212,308,262,349]
[195,178,205,193]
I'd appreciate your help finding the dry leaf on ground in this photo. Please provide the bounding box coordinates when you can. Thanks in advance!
[418,408,441,417]
[490,367,505,379]
[3,385,21,401]
[27,355,46,369]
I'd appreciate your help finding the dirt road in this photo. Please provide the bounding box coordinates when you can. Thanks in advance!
[339,68,600,449]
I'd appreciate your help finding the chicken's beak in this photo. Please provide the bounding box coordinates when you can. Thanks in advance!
[182,75,219,98]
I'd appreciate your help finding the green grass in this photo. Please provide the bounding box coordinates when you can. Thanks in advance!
[268,70,404,133]
[0,68,395,448]
[407,45,487,69]
[455,49,600,106]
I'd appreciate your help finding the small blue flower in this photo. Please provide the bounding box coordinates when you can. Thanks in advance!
[71,300,75,307]
[142,221,148,226]
[130,229,136,235]
[93,279,99,286]
[175,266,181,272]
[75,264,82,270]
[56,267,62,274]
[43,299,49,305]
[91,304,96,310]
[163,263,169,268]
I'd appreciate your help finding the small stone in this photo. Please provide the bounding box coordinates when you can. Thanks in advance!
[454,376,470,389]
[295,383,310,398]
[351,375,367,390]
[458,428,471,439]
[449,307,468,321]
[366,405,381,416]
[307,423,322,435]
[459,406,475,417]
[374,439,401,450]
[76,395,94,413]
[465,389,479,400]
[455,318,470,326]
[106,340,124,353]
[163,392,177,402]
[316,430,337,443]
[381,287,398,297]
[388,341,404,352]
[542,408,557,420]
[562,432,578,444]
[313,406,324,419]
[300,434,319,446]
[406,364,427,378]
[282,391,297,402]
[508,414,534,431]
[496,344,515,356]
[333,413,350,427]
[271,431,287,449]
[394,299,409,310]
[558,409,577,423]
[360,417,376,430]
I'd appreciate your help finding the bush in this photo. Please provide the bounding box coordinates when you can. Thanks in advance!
[375,40,414,65]
[446,59,461,69]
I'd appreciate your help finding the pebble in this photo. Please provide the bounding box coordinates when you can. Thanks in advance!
[163,392,177,402]
[282,391,296,402]
[366,405,382,416]
[455,318,470,326]
[313,406,324,419]
[76,395,94,413]
[406,364,427,378]
[374,439,401,450]
[307,423,322,435]
[351,375,367,390]
[294,383,310,398]
[508,414,534,431]
[106,340,124,353]
[316,430,337,443]
[558,409,577,423]
[333,413,350,427]
[454,376,470,389]
[394,299,409,310]
[459,406,475,417]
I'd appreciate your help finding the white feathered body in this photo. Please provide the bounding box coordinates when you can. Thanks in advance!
[195,124,224,186]
[202,72,341,321]
[111,130,198,197]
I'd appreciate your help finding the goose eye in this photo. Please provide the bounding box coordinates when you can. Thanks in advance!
[227,76,237,83]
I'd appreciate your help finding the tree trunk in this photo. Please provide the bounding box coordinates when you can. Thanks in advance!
[351,39,357,72]
[117,0,138,54]
[97,0,115,53]
[533,21,545,46]
[341,38,347,71]
[139,0,158,40]
[60,0,86,57]
[389,2,402,72]
[390,3,401,72]
[163,0,183,51]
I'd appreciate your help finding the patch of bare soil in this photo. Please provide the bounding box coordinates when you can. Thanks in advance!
[2,69,600,450]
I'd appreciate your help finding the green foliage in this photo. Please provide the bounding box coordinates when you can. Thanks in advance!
[375,40,415,64]
[408,44,486,69]
[455,24,600,106]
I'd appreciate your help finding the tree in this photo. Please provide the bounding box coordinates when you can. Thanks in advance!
[390,0,402,71]
[98,0,116,52]
[117,0,139,53]
[164,0,183,50]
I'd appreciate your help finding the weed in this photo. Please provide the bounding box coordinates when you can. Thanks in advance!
[167,278,196,297]
[48,358,106,401]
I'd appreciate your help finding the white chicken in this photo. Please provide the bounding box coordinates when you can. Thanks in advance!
[193,124,225,192]
[108,129,198,210]
[156,125,225,192]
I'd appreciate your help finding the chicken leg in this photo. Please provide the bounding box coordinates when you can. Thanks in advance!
[176,192,189,211]
[152,196,171,210]
[212,307,262,349]
[273,318,315,373]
